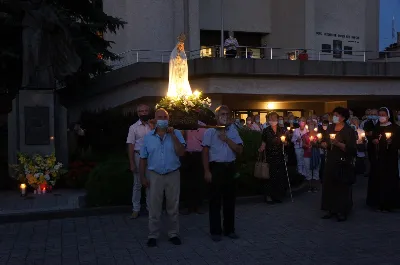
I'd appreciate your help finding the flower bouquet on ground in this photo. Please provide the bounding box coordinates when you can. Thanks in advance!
[156,91,212,129]
[10,153,67,193]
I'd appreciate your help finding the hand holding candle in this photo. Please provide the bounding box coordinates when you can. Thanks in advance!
[329,134,336,140]
[280,135,286,143]
[385,132,392,148]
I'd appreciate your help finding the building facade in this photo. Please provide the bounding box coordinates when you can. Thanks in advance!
[103,0,380,63]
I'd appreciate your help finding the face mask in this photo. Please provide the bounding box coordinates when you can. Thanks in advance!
[332,116,339,124]
[246,120,252,125]
[219,116,228,125]
[371,115,378,120]
[350,125,357,131]
[156,119,169,129]
[322,125,328,130]
[289,120,294,123]
[379,116,388,123]
[269,121,278,126]
[312,119,317,123]
[299,121,305,127]
[140,114,150,122]
[278,120,284,125]
[255,119,260,123]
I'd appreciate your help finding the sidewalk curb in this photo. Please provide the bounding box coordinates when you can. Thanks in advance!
[0,184,308,224]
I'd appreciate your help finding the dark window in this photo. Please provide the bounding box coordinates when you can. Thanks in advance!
[321,44,331,53]
[344,46,353,55]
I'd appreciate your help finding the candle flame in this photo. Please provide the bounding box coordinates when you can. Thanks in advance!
[317,133,322,139]
[329,134,336,140]
[280,136,286,142]
[20,184,26,189]
[385,132,392,139]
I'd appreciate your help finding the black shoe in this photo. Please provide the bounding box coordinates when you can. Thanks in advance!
[336,214,347,222]
[169,236,182,245]
[147,238,157,247]
[224,233,239,239]
[321,212,334,219]
[211,234,222,242]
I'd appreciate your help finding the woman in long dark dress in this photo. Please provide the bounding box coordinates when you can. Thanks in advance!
[258,112,288,203]
[320,107,357,222]
[366,107,400,212]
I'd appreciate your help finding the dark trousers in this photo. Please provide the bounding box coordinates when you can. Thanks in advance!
[209,162,236,235]
[319,153,325,183]
[180,152,204,209]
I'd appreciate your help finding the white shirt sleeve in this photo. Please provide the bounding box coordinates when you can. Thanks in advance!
[126,125,136,144]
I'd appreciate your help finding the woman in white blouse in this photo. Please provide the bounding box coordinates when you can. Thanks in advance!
[291,117,308,176]
[251,115,263,132]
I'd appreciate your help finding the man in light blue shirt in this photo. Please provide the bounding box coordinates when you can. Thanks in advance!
[202,105,243,242]
[139,108,186,247]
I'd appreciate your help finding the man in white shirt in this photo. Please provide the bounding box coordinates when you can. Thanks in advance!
[126,104,152,219]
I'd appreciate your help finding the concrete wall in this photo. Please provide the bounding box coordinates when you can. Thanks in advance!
[199,0,271,33]
[268,0,306,52]
[103,0,200,63]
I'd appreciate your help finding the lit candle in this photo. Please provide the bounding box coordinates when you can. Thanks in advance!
[329,134,336,140]
[385,132,392,139]
[287,127,291,131]
[20,184,26,196]
[361,132,365,139]
[305,125,309,130]
[314,127,318,132]
[280,136,286,142]
[42,187,46,194]
[317,133,322,140]
[310,136,314,141]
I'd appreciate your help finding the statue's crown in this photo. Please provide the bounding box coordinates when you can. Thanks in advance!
[177,33,186,43]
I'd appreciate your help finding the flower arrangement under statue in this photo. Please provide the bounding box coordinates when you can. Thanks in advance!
[10,152,66,193]
[156,33,212,129]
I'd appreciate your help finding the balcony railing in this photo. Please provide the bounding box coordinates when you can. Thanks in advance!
[108,46,400,70]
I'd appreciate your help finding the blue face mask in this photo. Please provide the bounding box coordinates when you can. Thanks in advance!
[289,119,294,123]
[332,116,339,124]
[156,119,169,129]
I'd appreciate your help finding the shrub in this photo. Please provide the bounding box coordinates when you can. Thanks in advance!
[85,154,133,207]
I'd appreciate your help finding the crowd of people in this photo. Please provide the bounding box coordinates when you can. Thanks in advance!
[126,103,400,247]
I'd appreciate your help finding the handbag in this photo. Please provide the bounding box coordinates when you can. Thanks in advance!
[254,152,270,179]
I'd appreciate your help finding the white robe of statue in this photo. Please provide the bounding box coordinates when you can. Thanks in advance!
[167,44,192,97]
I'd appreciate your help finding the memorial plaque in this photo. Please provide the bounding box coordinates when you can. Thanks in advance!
[24,106,50,145]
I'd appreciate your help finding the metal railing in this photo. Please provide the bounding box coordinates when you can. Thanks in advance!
[108,46,400,70]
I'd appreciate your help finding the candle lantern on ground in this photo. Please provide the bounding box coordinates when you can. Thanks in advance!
[20,184,26,197]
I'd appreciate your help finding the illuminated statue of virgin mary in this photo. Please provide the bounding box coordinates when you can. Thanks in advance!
[167,33,193,97]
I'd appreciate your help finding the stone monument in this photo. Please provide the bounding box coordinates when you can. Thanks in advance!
[8,0,81,166]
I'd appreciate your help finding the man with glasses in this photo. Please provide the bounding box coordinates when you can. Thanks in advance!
[202,105,243,242]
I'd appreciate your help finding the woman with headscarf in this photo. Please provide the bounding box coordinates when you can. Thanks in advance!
[366,107,400,212]
[320,107,357,222]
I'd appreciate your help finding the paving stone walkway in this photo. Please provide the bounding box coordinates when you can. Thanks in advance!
[1,178,400,265]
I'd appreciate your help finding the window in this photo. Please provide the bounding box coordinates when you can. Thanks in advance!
[200,46,213,58]
[344,46,353,55]
[321,44,331,53]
